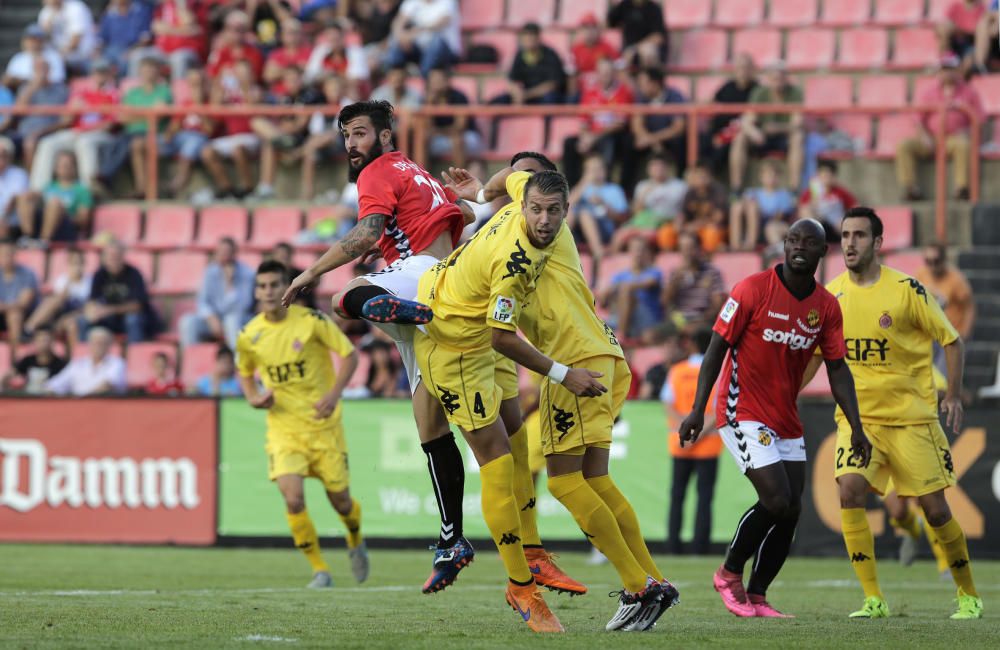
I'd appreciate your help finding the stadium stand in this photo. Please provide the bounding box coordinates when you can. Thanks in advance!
[768,0,819,27]
[126,341,179,389]
[784,28,836,70]
[195,206,250,249]
[142,205,197,250]
[93,205,143,246]
[714,0,766,28]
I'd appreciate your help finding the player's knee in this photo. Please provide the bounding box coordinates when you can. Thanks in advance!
[328,491,352,515]
[284,496,306,514]
[920,496,952,527]
[761,494,792,519]
[837,476,867,509]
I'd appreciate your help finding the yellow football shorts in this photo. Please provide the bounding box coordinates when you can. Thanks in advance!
[495,353,519,401]
[266,423,350,493]
[414,330,502,431]
[524,408,546,475]
[539,355,631,456]
[834,420,956,497]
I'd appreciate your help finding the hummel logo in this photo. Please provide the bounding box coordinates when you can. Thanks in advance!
[498,532,521,546]
[553,406,575,441]
[767,311,789,321]
[501,239,531,279]
[438,386,460,415]
[951,558,969,569]
[521,498,536,511]
[851,552,872,563]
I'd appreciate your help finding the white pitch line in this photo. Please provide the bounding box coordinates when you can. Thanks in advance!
[237,634,299,643]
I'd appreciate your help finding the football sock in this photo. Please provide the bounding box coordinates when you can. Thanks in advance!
[724,503,776,575]
[338,499,363,549]
[890,505,922,540]
[286,510,329,573]
[508,425,542,548]
[339,285,390,318]
[841,508,882,598]
[931,517,978,597]
[479,454,532,583]
[421,433,465,549]
[747,508,799,596]
[922,509,950,573]
[549,471,647,593]
[587,474,664,582]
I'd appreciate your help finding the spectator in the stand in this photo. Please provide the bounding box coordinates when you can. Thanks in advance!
[304,24,370,96]
[81,240,154,342]
[297,75,354,201]
[973,0,999,72]
[729,159,796,251]
[490,23,566,105]
[384,0,460,77]
[623,66,686,192]
[607,0,667,68]
[570,13,619,78]
[362,336,405,397]
[915,243,976,340]
[207,10,264,82]
[251,65,323,199]
[661,327,719,555]
[3,327,67,394]
[4,59,70,171]
[729,61,803,191]
[599,235,664,343]
[270,241,317,308]
[17,151,94,245]
[45,326,126,396]
[662,231,726,327]
[0,138,28,240]
[2,24,67,91]
[702,53,758,176]
[350,0,402,72]
[895,54,983,201]
[97,0,154,76]
[192,345,242,396]
[263,18,311,87]
[370,63,423,108]
[613,153,686,252]
[425,65,482,168]
[146,351,184,395]
[38,0,97,72]
[939,0,986,65]
[798,159,857,242]
[165,66,215,199]
[637,322,680,399]
[561,57,633,187]
[179,237,255,349]
[201,60,261,200]
[29,57,120,192]
[676,162,729,253]
[140,0,207,80]
[23,247,91,339]
[0,239,39,354]
[566,153,629,259]
[124,57,174,198]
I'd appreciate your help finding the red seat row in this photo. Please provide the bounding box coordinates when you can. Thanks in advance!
[665,0,952,29]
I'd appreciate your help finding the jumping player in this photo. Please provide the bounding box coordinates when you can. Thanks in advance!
[236,260,368,587]
[678,218,872,618]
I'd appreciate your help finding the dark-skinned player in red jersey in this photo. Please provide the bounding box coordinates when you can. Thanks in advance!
[678,218,873,619]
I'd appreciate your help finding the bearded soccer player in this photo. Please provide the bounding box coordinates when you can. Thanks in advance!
[236,260,368,587]
[801,207,982,620]
[679,219,872,618]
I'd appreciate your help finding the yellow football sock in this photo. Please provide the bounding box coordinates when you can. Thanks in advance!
[922,510,949,573]
[549,471,647,593]
[890,505,922,540]
[841,508,882,598]
[479,454,532,583]
[587,474,664,582]
[509,425,542,547]
[338,499,363,549]
[286,510,329,573]
[931,517,978,597]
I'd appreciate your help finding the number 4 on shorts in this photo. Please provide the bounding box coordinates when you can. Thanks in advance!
[473,392,486,418]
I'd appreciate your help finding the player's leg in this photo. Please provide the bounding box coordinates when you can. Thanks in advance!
[274,472,331,587]
[917,489,980,607]
[922,508,951,576]
[335,276,432,326]
[313,421,368,583]
[667,456,695,554]
[885,491,922,566]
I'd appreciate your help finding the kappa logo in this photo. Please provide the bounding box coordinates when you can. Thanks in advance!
[438,386,460,415]
[296,541,313,550]
[498,532,521,546]
[501,239,532,279]
[951,558,969,569]
[899,277,929,303]
[521,498,536,511]
[553,406,575,441]
[941,447,955,474]
[851,552,872,563]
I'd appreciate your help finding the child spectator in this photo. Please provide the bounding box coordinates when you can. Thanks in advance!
[192,345,242,396]
[566,153,629,260]
[729,160,796,251]
[676,162,728,253]
[613,153,686,252]
[17,151,93,245]
[24,247,91,340]
[798,160,857,242]
[146,351,184,395]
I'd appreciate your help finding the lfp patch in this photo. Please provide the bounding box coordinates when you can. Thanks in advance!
[493,296,515,323]
[720,297,739,323]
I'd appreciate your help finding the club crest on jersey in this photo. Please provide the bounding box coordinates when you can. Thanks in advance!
[796,309,822,335]
[493,296,515,323]
[719,297,739,323]
[879,311,893,329]
[292,338,303,352]
[757,426,774,447]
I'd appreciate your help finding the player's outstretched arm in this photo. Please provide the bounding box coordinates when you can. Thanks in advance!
[491,328,607,397]
[678,332,729,447]
[941,337,966,434]
[281,214,387,307]
[825,357,873,467]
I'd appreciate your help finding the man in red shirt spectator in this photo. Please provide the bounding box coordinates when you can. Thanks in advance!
[797,160,858,242]
[569,13,618,78]
[141,0,208,81]
[207,10,263,82]
[201,59,261,200]
[263,18,310,88]
[894,54,983,201]
[937,0,986,65]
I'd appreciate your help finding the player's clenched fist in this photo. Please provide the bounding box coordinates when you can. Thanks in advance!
[562,368,607,397]
[248,389,275,409]
[677,412,705,448]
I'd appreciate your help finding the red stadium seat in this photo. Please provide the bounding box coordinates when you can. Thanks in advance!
[911,74,938,103]
[836,28,888,70]
[767,0,818,27]
[875,205,914,250]
[492,116,547,160]
[830,114,874,153]
[460,0,505,31]
[714,0,765,28]
[927,0,954,21]
[126,341,178,389]
[481,75,512,103]
[237,251,262,270]
[856,74,908,107]
[180,342,219,389]
[785,29,836,70]
[196,205,249,247]
[800,363,831,397]
[971,75,1000,115]
[547,30,574,69]
[154,250,208,294]
[629,346,665,382]
[655,252,681,277]
[124,250,155,283]
[545,116,584,158]
[873,0,925,25]
[18,249,47,283]
[884,250,923,276]
[674,29,728,72]
[873,113,920,157]
[450,75,480,104]
[171,79,192,104]
[470,31,519,68]
[694,75,727,103]
[711,252,762,290]
[662,0,711,28]
[143,204,196,249]
[250,206,303,250]
[891,28,939,69]
[804,75,854,108]
[46,249,99,289]
[317,264,359,296]
[558,0,609,27]
[92,204,142,245]
[292,251,317,271]
[668,75,693,100]
[507,0,555,27]
[819,0,871,26]
[731,29,782,68]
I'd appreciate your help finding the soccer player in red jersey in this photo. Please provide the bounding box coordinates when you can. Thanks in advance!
[679,219,873,618]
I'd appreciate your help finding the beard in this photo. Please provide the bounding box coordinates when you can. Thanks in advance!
[347,141,384,182]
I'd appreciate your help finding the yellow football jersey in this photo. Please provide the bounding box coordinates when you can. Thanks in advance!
[236,305,355,438]
[418,171,552,350]
[826,265,958,426]
[520,225,624,364]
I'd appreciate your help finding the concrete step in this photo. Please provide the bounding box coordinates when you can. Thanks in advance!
[972,317,1000,342]
[966,341,999,366]
[966,366,996,390]
[958,249,1000,271]
[971,204,1000,246]
[975,295,1000,318]
[965,271,1000,293]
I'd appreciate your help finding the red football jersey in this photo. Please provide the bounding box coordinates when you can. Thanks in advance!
[356,151,465,264]
[713,266,847,439]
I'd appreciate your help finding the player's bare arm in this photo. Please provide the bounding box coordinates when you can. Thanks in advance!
[800,354,823,390]
[315,348,359,420]
[825,357,872,468]
[678,331,730,447]
[941,337,966,433]
[490,328,606,398]
[239,374,274,409]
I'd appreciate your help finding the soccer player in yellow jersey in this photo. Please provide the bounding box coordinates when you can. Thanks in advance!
[236,260,369,588]
[803,207,982,620]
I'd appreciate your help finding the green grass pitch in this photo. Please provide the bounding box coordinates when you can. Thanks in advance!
[2,544,997,648]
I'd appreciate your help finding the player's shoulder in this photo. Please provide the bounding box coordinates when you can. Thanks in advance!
[825,271,847,296]
[357,151,406,184]
[290,304,332,323]
[877,265,930,303]
[238,312,266,341]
